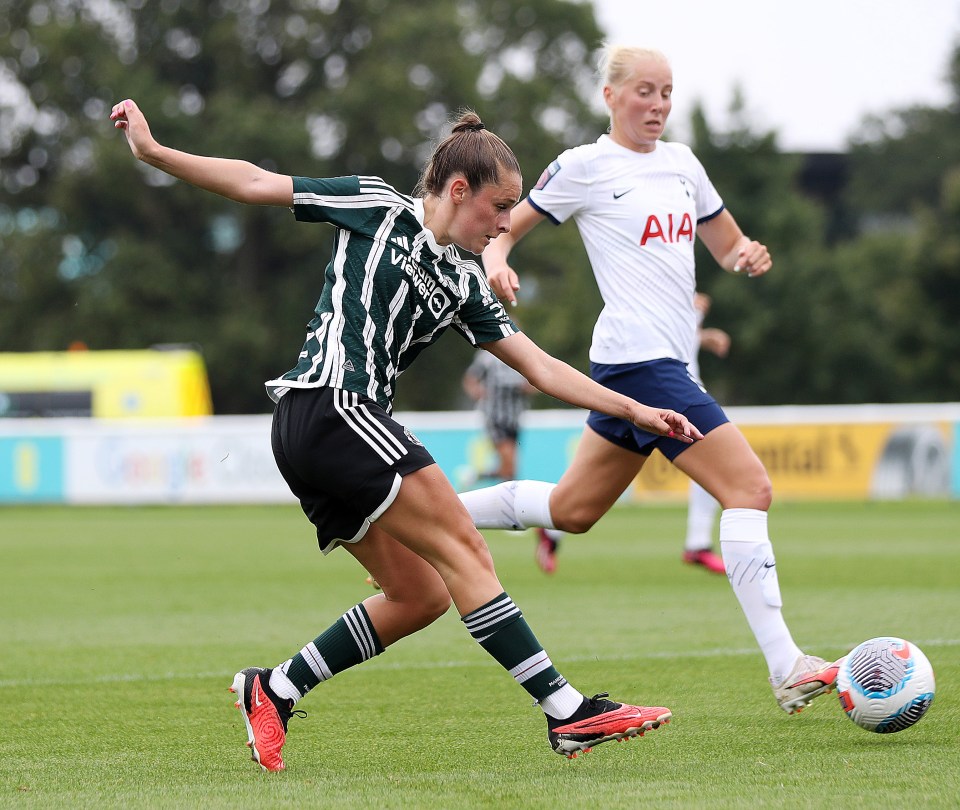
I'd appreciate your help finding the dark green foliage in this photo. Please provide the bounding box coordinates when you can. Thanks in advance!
[2,2,959,409]
[0,0,605,412]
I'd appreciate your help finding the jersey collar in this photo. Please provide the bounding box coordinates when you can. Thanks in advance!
[413,198,450,258]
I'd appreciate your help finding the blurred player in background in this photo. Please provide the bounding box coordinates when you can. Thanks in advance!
[462,346,536,482]
[458,44,841,715]
[111,99,700,769]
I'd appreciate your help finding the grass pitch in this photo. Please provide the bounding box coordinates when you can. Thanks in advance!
[1,500,958,808]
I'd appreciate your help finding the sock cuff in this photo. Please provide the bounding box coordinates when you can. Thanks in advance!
[461,592,521,641]
[314,602,383,660]
[719,508,769,544]
[514,480,556,529]
[352,602,385,658]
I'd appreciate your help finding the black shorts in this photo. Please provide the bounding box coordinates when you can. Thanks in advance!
[487,418,520,444]
[585,358,729,461]
[271,387,435,553]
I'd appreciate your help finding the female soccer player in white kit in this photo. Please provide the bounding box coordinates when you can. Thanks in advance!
[459,45,840,714]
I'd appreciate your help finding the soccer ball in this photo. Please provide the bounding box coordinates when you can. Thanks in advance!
[837,637,935,733]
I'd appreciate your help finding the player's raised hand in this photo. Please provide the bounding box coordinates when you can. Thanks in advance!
[109,99,155,161]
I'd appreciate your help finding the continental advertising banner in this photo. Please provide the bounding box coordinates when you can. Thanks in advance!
[631,420,954,501]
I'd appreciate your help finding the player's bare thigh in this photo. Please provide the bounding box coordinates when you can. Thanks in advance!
[671,421,772,510]
[374,463,503,613]
[550,426,647,533]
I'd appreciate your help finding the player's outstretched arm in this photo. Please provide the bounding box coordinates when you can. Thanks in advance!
[109,99,293,207]
[483,332,702,443]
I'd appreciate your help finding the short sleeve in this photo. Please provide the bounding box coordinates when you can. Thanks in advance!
[688,153,724,223]
[526,147,590,225]
[292,175,412,232]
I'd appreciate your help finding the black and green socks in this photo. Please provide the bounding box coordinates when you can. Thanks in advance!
[271,603,384,701]
[461,592,568,702]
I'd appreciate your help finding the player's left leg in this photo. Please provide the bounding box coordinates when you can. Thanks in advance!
[459,426,644,574]
[672,423,839,711]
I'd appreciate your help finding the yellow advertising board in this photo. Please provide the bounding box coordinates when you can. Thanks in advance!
[0,349,213,418]
[631,421,954,501]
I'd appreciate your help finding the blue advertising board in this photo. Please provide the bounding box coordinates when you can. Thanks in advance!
[0,436,64,502]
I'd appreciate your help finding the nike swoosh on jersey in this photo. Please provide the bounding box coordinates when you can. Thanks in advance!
[613,189,633,199]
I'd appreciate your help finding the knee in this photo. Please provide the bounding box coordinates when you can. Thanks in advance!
[724,470,773,511]
[552,505,600,535]
[417,586,453,624]
[457,526,498,573]
[384,578,452,627]
[750,470,773,510]
[430,519,499,579]
[756,477,773,511]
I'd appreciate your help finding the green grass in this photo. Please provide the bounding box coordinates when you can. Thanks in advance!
[1,501,958,808]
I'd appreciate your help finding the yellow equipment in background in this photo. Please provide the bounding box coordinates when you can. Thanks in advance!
[0,347,213,418]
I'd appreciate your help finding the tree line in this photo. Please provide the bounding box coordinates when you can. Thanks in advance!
[1,0,957,413]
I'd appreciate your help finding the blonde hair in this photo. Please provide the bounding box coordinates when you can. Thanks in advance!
[598,44,670,88]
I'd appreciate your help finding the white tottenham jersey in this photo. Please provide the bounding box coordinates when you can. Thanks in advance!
[528,135,724,365]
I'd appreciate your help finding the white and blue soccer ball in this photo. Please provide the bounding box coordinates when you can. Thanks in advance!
[837,637,935,733]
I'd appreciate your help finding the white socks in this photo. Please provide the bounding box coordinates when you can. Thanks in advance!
[685,481,720,552]
[719,508,803,679]
[458,480,557,530]
[269,666,302,704]
[539,683,586,719]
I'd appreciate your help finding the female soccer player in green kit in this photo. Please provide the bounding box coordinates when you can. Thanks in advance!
[110,97,700,770]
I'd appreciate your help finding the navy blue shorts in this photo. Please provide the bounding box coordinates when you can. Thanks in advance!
[585,358,729,461]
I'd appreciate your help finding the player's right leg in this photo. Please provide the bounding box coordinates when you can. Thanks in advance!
[233,526,453,771]
[547,428,646,533]
[229,667,304,772]
[230,388,449,771]
[379,464,671,757]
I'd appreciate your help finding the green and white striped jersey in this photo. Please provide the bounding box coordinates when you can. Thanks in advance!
[265,175,517,412]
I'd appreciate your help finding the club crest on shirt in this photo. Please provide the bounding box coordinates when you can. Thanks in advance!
[403,426,423,446]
